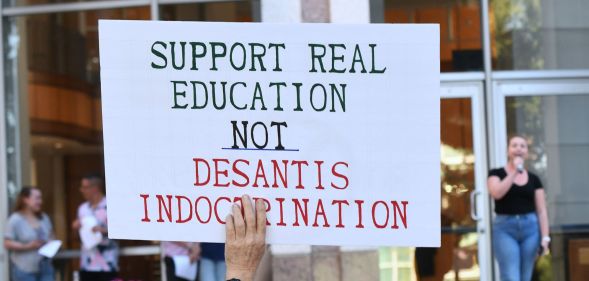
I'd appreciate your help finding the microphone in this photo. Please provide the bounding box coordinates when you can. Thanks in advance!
[516,163,524,173]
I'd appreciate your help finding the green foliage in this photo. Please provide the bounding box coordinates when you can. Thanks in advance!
[492,0,544,69]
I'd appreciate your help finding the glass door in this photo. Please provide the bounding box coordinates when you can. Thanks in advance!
[379,81,492,281]
[492,76,589,281]
[1,2,255,280]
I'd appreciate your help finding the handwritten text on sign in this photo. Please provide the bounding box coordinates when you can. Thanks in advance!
[99,21,440,246]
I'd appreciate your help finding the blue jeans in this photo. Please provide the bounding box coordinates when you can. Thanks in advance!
[493,212,540,281]
[11,259,54,281]
[199,258,226,281]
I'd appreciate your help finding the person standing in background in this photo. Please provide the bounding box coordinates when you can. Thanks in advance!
[4,186,55,281]
[488,135,550,281]
[161,241,200,281]
[71,173,119,281]
[199,242,226,281]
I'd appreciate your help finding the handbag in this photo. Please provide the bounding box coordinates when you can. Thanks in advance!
[532,253,553,281]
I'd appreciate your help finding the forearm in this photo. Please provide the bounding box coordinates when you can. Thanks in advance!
[489,172,517,199]
[189,243,200,254]
[226,269,255,281]
[538,209,549,237]
[188,243,201,262]
[535,189,550,238]
[172,241,196,249]
[171,241,188,247]
[99,225,109,235]
[4,239,31,251]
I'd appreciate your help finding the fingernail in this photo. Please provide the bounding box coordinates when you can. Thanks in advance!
[243,194,250,200]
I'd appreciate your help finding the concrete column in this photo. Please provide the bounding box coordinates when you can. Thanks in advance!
[539,0,589,68]
[369,0,384,23]
[330,0,370,23]
[262,0,371,23]
[261,2,318,280]
[340,249,379,281]
[312,246,341,281]
[261,0,302,23]
[271,245,313,281]
[301,0,330,22]
[542,95,564,281]
[260,1,376,280]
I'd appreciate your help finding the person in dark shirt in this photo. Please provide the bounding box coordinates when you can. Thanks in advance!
[199,243,225,281]
[488,135,550,281]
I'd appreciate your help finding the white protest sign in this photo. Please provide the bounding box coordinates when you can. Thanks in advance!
[99,20,440,247]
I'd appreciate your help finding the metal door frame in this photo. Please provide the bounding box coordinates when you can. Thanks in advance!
[441,76,492,281]
[492,73,589,166]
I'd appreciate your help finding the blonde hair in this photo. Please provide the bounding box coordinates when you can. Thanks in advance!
[508,134,528,145]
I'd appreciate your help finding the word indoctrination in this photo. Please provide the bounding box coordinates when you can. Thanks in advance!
[99,20,440,246]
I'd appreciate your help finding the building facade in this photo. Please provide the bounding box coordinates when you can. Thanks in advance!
[1,0,588,280]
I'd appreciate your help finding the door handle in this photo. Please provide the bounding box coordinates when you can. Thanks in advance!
[470,190,481,221]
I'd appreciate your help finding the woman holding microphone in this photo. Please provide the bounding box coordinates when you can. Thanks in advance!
[488,135,550,281]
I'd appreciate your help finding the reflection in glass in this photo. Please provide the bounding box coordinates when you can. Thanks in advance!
[6,3,252,280]
[380,267,393,281]
[491,0,589,70]
[19,8,156,280]
[160,1,252,22]
[5,0,136,7]
[379,98,480,281]
[4,16,21,213]
[506,94,589,280]
[384,0,483,72]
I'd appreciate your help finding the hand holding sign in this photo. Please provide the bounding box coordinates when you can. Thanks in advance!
[225,195,267,281]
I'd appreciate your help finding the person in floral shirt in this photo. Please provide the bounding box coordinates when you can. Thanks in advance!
[72,174,119,281]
